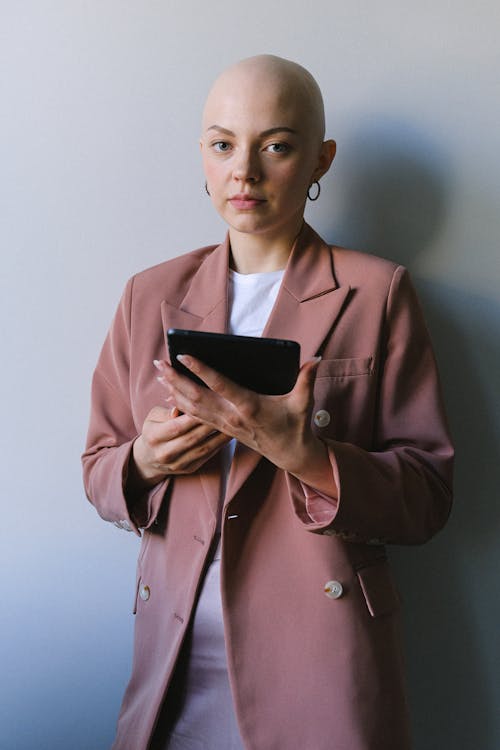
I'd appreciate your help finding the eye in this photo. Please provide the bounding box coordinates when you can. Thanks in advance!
[265,142,290,154]
[212,141,232,153]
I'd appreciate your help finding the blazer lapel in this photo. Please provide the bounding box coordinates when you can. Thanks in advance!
[225,224,351,505]
[263,224,351,362]
[160,235,231,347]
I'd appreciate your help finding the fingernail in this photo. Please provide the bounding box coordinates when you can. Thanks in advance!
[177,354,191,367]
[153,359,164,371]
[311,356,322,364]
[156,375,167,384]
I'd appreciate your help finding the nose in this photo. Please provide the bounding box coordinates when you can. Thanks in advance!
[232,147,260,183]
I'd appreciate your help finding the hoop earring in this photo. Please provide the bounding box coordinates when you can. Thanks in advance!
[307,181,321,201]
[205,182,210,196]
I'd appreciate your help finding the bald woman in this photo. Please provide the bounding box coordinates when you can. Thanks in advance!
[83,55,453,750]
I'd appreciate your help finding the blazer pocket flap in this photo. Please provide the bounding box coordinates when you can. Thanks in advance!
[316,356,373,379]
[357,560,401,618]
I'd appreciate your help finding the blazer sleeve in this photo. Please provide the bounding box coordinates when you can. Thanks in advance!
[287,265,454,545]
[81,276,170,536]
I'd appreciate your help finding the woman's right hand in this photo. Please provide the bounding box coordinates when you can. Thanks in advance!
[130,405,230,489]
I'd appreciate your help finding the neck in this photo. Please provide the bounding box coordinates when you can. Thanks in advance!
[229,222,305,274]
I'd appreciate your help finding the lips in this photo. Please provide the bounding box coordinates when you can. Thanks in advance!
[229,194,266,210]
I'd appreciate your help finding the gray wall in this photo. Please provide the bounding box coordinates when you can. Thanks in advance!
[1,2,498,748]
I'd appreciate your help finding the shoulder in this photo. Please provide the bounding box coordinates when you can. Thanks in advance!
[134,243,218,286]
[306,224,404,291]
[330,245,402,290]
[311,227,417,314]
[125,242,220,304]
[327,243,420,321]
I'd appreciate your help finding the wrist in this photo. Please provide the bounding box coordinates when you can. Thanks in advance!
[130,437,166,490]
[286,436,338,499]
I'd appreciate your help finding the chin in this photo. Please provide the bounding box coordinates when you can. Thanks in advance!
[219,209,264,231]
[228,217,275,236]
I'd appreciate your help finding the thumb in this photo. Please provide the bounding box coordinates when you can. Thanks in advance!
[291,356,322,401]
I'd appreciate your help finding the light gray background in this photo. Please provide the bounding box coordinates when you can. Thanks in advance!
[1,2,499,749]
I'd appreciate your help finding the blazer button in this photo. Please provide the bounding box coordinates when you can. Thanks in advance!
[324,580,344,599]
[314,409,331,428]
[139,584,150,601]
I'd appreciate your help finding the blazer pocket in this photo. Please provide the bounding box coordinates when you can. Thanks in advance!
[316,356,373,379]
[356,559,401,618]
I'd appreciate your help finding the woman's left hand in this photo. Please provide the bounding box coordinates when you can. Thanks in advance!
[155,355,337,496]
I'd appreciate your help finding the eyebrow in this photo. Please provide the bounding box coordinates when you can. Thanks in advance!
[206,125,298,137]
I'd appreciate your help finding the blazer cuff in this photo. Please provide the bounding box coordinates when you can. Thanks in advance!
[286,448,341,529]
[300,482,338,524]
[123,440,172,532]
[84,439,170,536]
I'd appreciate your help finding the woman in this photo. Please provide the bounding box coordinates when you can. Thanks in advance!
[83,55,454,750]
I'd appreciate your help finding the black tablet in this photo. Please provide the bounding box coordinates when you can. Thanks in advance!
[167,328,300,395]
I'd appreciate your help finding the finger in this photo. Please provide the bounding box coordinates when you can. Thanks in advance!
[153,358,168,373]
[147,405,175,422]
[156,361,214,409]
[175,354,249,408]
[161,362,232,430]
[166,421,223,456]
[174,429,230,469]
[147,405,199,426]
[176,438,231,474]
[147,414,219,448]
[155,429,230,474]
[156,360,193,388]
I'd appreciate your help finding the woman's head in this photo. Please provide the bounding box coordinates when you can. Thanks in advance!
[200,55,336,245]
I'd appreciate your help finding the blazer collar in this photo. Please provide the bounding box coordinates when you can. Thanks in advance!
[161,223,346,338]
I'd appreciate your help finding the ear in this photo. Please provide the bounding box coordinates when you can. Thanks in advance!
[311,139,336,182]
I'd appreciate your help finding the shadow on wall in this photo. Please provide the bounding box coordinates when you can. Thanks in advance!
[329,120,500,750]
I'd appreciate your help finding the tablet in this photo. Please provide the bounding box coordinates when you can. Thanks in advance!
[167,328,300,395]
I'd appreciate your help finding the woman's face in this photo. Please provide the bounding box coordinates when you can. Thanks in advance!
[200,71,333,243]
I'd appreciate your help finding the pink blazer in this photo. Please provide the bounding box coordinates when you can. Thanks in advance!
[82,223,453,750]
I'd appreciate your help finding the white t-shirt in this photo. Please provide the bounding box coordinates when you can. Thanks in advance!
[228,267,285,336]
